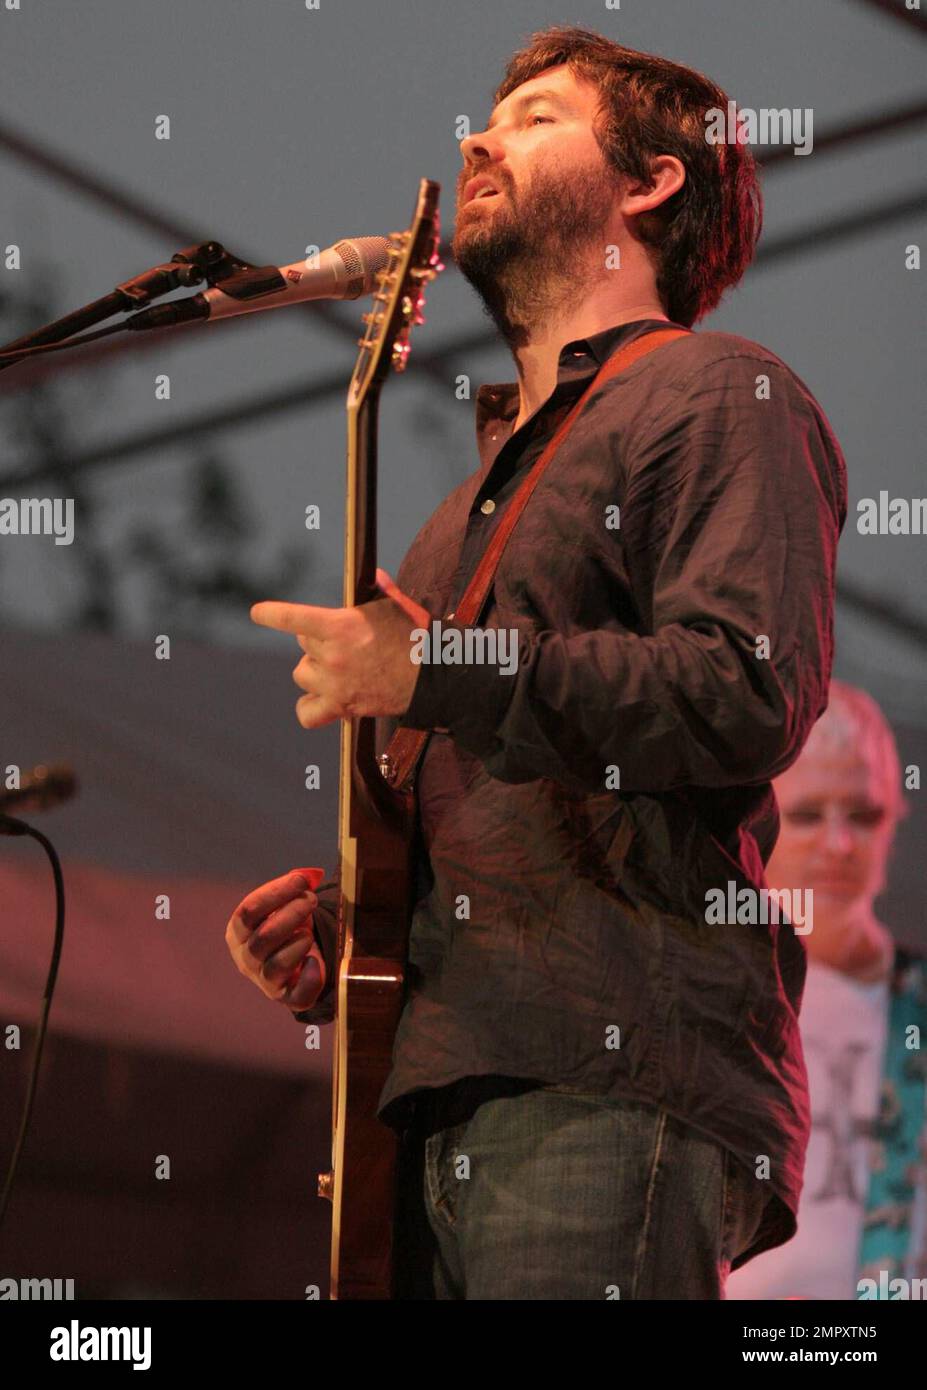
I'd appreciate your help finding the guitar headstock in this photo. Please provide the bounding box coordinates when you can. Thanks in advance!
[348,178,443,408]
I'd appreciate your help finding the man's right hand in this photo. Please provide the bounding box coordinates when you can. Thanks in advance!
[225,869,327,1013]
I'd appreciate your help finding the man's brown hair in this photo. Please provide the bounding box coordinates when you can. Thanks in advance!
[494,26,763,327]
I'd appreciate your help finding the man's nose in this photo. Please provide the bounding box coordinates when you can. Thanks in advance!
[821,814,855,855]
[459,124,506,168]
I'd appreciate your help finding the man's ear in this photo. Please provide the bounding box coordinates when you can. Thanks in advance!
[622,155,686,218]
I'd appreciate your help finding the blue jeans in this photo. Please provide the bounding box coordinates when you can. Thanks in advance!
[395,1085,768,1299]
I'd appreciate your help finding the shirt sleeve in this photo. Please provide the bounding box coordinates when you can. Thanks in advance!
[400,355,847,795]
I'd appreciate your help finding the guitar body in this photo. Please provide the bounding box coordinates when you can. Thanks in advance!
[327,726,415,1299]
[318,181,442,1299]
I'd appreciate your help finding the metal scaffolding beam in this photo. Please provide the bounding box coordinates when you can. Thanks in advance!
[3,95,926,393]
[852,0,927,36]
[4,182,924,487]
[2,12,924,656]
[0,120,444,379]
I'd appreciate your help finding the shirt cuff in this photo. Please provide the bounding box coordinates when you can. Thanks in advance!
[399,618,523,756]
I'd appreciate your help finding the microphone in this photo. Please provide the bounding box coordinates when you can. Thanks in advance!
[125,236,392,331]
[0,763,78,815]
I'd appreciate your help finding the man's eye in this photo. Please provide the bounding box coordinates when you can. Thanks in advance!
[850,808,887,827]
[529,114,553,125]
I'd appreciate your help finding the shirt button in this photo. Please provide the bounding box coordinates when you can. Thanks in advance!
[480,498,496,514]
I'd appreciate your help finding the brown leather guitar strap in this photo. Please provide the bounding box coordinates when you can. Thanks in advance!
[378,325,692,793]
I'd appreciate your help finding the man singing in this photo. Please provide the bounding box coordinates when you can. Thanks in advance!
[226,26,847,1298]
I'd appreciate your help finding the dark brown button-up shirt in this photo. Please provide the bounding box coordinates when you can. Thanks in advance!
[297,318,848,1268]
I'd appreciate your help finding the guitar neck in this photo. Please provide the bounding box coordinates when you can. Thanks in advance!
[337,391,380,910]
[326,180,442,1300]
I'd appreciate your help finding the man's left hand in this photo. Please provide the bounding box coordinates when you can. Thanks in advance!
[250,568,432,729]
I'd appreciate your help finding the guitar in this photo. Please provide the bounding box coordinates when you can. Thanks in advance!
[317,179,443,1300]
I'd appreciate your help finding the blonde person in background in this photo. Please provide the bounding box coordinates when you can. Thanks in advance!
[728,680,927,1301]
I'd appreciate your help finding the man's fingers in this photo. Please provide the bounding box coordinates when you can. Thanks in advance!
[292,653,323,695]
[295,693,340,729]
[250,600,336,639]
[374,567,400,600]
[224,868,328,1009]
[245,895,316,963]
[227,870,318,946]
[374,566,431,627]
[280,947,325,1011]
[290,867,326,892]
[260,931,315,989]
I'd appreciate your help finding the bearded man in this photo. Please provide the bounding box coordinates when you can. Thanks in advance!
[227,26,848,1299]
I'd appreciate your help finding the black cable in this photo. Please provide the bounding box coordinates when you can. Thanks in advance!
[0,814,66,1240]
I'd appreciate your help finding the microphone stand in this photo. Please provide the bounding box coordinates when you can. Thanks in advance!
[0,239,267,372]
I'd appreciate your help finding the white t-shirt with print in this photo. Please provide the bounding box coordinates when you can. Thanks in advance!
[727,958,889,1301]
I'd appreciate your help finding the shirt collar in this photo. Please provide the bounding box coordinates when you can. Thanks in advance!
[474,318,678,429]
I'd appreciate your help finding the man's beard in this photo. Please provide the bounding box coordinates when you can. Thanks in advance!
[452,157,619,347]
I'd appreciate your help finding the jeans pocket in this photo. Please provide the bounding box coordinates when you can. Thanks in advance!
[423,1124,465,1232]
[720,1151,767,1273]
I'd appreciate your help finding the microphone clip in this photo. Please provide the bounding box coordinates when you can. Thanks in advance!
[114,240,262,311]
